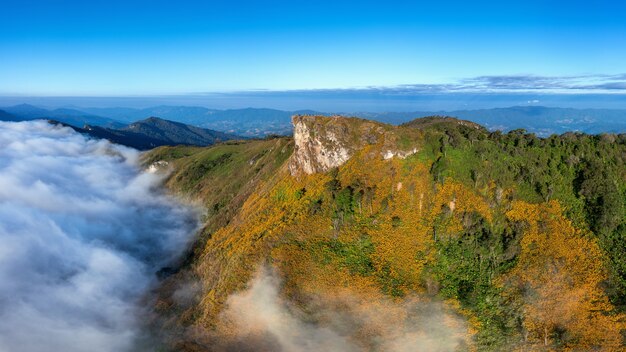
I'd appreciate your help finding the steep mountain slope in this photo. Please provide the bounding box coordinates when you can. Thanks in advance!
[146,115,626,351]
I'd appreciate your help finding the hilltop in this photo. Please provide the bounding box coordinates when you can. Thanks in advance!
[145,115,626,351]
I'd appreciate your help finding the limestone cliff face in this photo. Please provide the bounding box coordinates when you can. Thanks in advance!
[289,116,357,175]
[288,115,419,175]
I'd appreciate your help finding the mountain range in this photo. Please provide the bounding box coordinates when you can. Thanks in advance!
[2,104,626,138]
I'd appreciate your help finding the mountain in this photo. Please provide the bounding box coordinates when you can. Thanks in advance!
[121,117,239,146]
[65,124,173,150]
[144,115,626,351]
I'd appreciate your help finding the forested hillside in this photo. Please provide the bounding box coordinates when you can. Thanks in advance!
[145,115,626,351]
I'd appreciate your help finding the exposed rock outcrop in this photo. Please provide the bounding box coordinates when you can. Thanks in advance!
[289,116,354,175]
[288,115,420,175]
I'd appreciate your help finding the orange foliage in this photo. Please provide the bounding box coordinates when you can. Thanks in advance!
[504,200,625,349]
[192,141,496,344]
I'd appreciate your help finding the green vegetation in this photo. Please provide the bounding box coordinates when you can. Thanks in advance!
[427,212,523,349]
[416,121,626,310]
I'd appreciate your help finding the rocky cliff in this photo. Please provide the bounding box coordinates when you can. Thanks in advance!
[288,115,419,175]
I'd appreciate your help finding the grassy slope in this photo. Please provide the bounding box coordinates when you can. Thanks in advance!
[144,137,293,245]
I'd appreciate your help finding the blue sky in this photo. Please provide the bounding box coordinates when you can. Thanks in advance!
[1,0,626,95]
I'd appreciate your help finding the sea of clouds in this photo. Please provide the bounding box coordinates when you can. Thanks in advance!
[0,120,199,352]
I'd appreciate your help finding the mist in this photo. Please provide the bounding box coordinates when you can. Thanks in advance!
[215,268,469,352]
[0,121,200,352]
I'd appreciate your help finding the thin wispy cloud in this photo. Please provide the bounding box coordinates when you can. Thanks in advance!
[223,74,626,96]
[460,74,626,91]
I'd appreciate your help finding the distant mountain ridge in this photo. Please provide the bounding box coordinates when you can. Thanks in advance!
[80,106,326,136]
[3,103,626,137]
[362,105,626,135]
[1,104,323,137]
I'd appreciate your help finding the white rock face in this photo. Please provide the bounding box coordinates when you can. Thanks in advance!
[289,116,354,175]
[288,115,419,175]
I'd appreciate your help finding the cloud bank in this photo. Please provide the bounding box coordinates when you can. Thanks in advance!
[0,121,199,352]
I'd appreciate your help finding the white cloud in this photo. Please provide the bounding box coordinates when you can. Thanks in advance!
[0,121,199,352]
